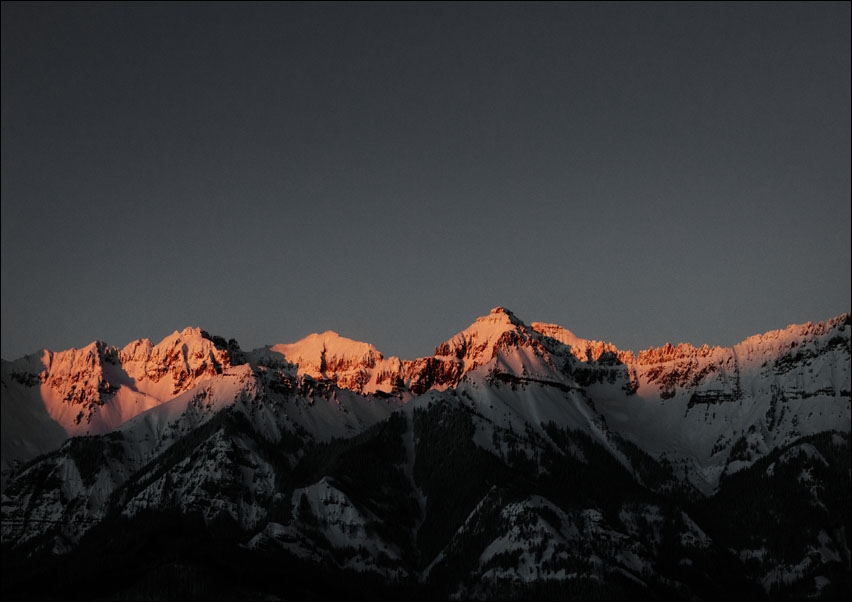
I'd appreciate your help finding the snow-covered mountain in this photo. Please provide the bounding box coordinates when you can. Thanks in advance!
[564,313,852,493]
[1,327,235,473]
[1,308,849,600]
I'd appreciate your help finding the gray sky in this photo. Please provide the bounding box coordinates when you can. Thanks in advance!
[2,2,850,361]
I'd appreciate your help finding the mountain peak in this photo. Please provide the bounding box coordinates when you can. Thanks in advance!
[485,306,522,324]
[489,305,514,316]
[432,306,536,370]
[270,331,384,383]
[272,331,382,360]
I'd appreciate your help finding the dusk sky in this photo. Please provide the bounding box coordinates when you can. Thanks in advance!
[2,2,850,361]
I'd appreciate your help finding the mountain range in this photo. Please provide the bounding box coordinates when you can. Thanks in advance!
[1,307,850,600]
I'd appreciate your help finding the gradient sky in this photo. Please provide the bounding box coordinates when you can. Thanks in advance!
[2,2,850,361]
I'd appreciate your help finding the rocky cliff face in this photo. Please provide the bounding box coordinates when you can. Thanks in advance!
[118,327,233,393]
[39,341,120,419]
